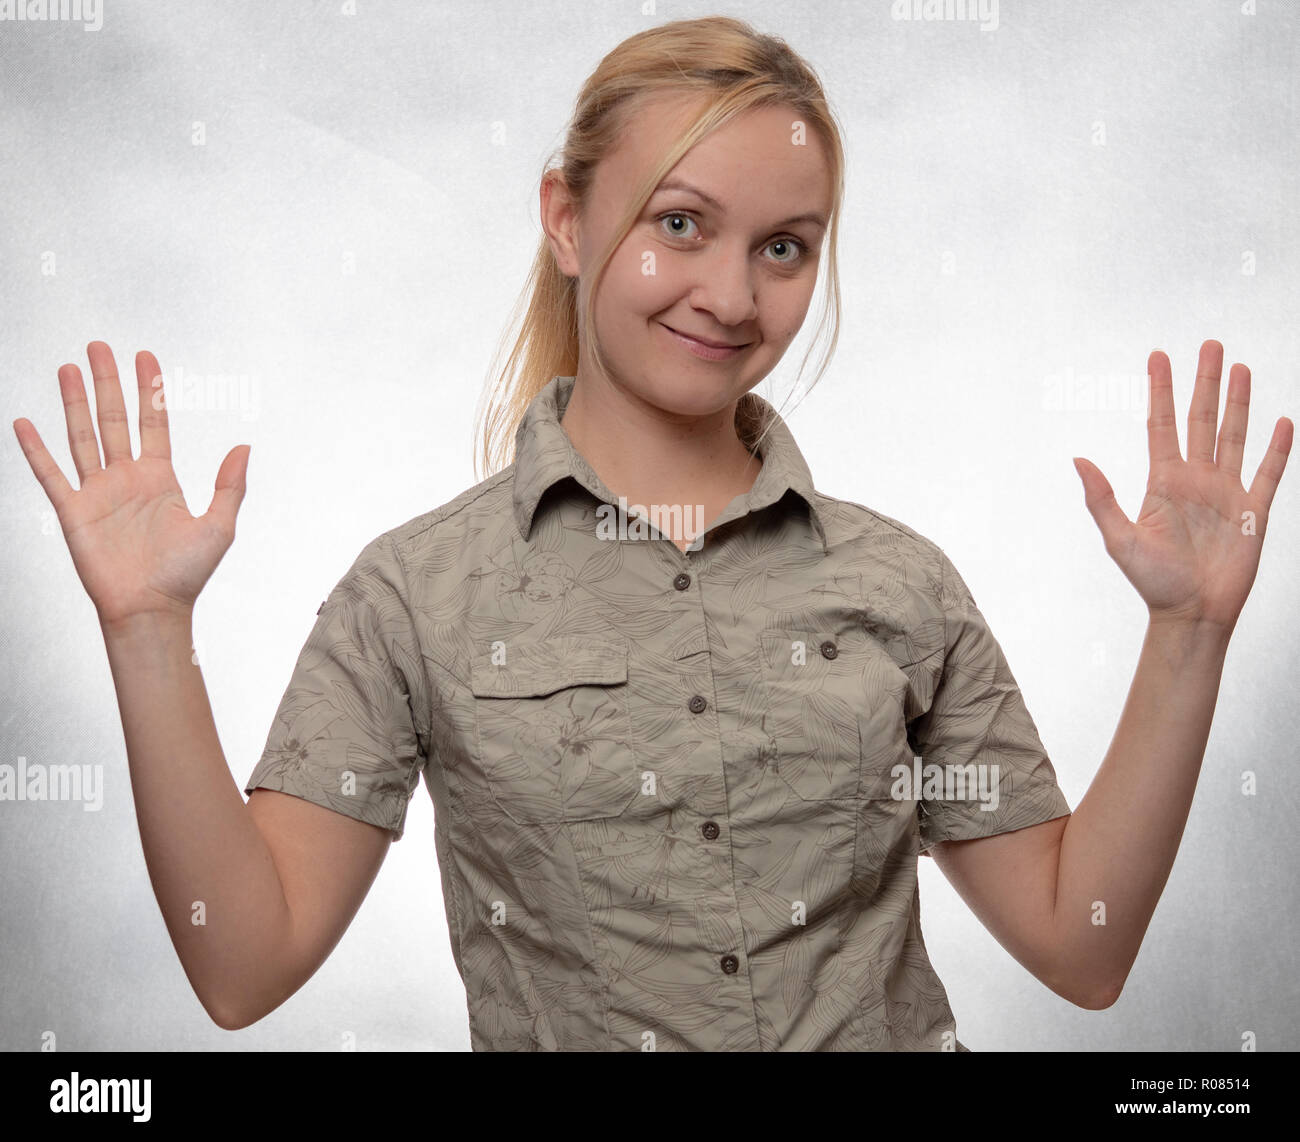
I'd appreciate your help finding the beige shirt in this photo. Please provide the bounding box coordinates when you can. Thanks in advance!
[245,374,1072,1051]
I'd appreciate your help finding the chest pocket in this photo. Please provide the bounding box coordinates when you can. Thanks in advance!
[759,627,910,802]
[469,636,639,825]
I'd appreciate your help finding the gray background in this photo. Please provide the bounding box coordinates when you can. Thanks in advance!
[2,0,1296,1051]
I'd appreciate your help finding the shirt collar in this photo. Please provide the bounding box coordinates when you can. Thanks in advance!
[511,375,829,554]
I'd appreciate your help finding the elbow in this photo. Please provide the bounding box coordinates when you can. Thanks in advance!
[211,1009,250,1032]
[1044,936,1130,1010]
[1074,976,1124,1011]
[1041,963,1124,1010]
[206,1002,246,1032]
[200,969,294,1030]
[201,991,257,1032]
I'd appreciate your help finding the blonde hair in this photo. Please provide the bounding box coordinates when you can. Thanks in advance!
[473,15,847,480]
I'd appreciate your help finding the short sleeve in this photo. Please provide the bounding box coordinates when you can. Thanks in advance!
[244,533,430,841]
[909,550,1071,854]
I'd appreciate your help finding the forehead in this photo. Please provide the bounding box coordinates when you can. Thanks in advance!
[601,91,832,219]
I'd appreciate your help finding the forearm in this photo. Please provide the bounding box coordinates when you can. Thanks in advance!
[1049,618,1232,1003]
[101,612,294,1028]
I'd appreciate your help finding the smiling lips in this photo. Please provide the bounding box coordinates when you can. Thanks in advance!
[662,324,748,349]
[660,323,751,361]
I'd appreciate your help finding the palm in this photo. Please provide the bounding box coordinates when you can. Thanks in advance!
[13,342,250,628]
[62,456,234,623]
[1074,340,1292,634]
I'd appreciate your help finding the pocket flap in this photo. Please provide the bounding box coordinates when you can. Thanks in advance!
[470,636,629,698]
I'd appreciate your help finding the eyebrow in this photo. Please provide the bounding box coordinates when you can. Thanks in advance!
[653,177,828,230]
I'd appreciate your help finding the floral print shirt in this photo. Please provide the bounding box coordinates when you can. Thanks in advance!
[245,374,1072,1050]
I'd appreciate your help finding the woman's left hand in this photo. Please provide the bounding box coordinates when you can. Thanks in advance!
[1072,339,1293,634]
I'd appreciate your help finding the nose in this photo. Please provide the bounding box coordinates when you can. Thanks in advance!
[686,242,759,329]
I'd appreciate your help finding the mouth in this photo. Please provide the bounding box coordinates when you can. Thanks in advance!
[661,324,749,349]
[659,323,752,360]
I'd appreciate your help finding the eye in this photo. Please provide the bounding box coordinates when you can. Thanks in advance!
[657,212,699,240]
[654,211,811,268]
[765,237,807,265]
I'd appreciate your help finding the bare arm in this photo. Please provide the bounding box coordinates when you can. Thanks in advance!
[102,610,391,1029]
[15,340,391,1030]
[932,619,1228,1009]
[241,791,391,1028]
[931,340,1291,1010]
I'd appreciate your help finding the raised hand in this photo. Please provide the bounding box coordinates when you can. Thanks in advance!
[1073,339,1292,635]
[12,341,252,630]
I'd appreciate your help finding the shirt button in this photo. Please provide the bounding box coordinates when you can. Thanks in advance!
[673,572,691,591]
[701,820,720,840]
[688,694,707,714]
[720,954,739,975]
[820,640,838,659]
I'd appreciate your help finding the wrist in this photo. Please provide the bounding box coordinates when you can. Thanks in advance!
[1145,612,1233,660]
[100,607,195,644]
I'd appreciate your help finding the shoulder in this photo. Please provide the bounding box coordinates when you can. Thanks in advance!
[811,489,952,591]
[368,466,519,560]
[323,467,518,600]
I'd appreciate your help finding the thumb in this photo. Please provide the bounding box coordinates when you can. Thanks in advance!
[204,444,250,534]
[1072,455,1131,555]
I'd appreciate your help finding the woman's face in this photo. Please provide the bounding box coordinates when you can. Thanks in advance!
[552,92,833,420]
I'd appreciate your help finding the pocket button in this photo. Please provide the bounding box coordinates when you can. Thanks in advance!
[759,630,862,801]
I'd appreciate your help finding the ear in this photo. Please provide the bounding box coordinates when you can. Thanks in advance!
[540,171,582,278]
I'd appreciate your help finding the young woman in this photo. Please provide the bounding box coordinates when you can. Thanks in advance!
[12,16,1291,1051]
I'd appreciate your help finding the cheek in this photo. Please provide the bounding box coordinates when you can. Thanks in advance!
[756,311,801,347]
[761,290,815,343]
[606,251,678,318]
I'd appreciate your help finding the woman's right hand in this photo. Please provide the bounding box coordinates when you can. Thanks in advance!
[12,341,251,631]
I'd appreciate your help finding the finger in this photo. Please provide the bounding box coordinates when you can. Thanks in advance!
[204,444,251,536]
[1186,339,1223,464]
[1073,456,1133,557]
[1247,416,1294,513]
[12,417,76,517]
[59,362,104,482]
[1215,362,1250,481]
[135,350,171,461]
[86,340,134,465]
[1146,350,1182,466]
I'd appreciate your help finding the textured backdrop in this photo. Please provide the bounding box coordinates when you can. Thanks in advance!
[2,0,1296,1051]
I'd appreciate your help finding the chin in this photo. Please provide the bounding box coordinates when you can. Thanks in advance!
[639,372,754,416]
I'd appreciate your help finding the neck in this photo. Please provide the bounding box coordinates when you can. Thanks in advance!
[558,370,764,548]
